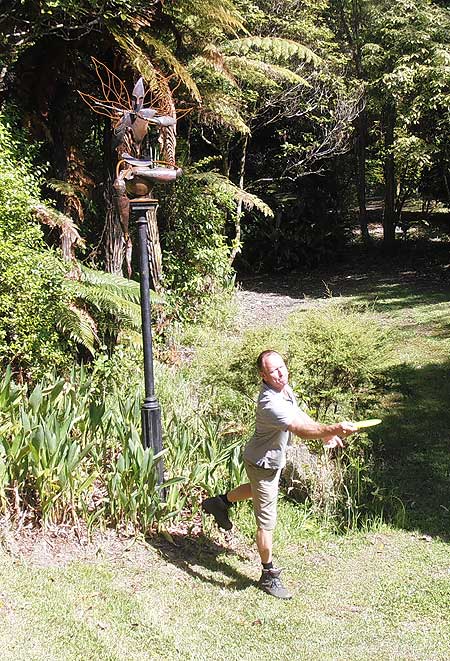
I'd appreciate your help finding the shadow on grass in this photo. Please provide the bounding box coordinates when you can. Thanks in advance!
[150,532,255,591]
[373,359,450,540]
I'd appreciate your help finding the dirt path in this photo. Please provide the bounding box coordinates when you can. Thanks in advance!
[235,242,450,327]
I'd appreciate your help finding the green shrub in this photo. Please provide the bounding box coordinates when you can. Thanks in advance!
[286,304,387,419]
[0,239,73,377]
[158,178,235,321]
[0,114,43,246]
[226,302,386,420]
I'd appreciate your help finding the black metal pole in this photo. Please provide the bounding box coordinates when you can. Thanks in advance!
[131,200,164,487]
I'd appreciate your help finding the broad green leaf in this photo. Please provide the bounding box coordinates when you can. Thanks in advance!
[29,384,43,415]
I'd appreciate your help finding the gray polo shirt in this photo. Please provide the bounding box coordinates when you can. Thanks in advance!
[243,382,299,470]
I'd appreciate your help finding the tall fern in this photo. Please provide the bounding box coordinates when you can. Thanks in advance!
[60,265,164,355]
[188,170,273,217]
[192,35,320,132]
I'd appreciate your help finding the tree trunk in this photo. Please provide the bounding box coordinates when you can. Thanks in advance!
[356,107,370,243]
[104,175,124,275]
[221,139,231,177]
[382,103,396,247]
[102,119,125,275]
[337,0,370,243]
[229,135,248,265]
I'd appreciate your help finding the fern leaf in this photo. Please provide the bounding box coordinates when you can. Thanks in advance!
[226,56,311,87]
[33,203,85,246]
[79,265,164,306]
[68,281,141,329]
[79,266,140,303]
[46,179,85,197]
[188,171,273,217]
[57,304,98,355]
[198,45,237,85]
[222,37,321,66]
[199,92,250,134]
[140,34,202,102]
[112,33,161,94]
[174,0,246,35]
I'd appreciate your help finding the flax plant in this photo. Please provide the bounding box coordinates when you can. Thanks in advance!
[0,364,247,532]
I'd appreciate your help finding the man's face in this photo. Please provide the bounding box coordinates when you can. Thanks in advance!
[260,353,289,392]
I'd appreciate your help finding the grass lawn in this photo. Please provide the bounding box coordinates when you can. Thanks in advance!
[1,521,449,661]
[2,245,450,660]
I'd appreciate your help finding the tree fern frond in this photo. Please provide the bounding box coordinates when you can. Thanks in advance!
[112,33,161,94]
[226,56,311,87]
[199,45,237,84]
[78,265,165,306]
[57,304,98,355]
[175,0,246,35]
[79,265,141,303]
[188,55,239,91]
[222,37,321,66]
[188,171,273,217]
[69,281,143,329]
[46,179,85,197]
[140,34,202,102]
[199,92,250,134]
[33,203,85,246]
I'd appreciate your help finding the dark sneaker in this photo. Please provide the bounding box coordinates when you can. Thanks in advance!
[201,496,233,531]
[258,568,292,599]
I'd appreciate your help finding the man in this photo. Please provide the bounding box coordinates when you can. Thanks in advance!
[202,350,357,600]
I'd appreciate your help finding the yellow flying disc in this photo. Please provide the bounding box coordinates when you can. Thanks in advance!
[354,418,382,429]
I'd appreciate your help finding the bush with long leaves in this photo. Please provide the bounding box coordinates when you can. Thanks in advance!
[0,365,245,532]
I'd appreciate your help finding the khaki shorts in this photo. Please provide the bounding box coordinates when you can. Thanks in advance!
[244,459,282,531]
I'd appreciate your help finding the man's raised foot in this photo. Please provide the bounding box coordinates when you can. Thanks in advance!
[201,495,233,531]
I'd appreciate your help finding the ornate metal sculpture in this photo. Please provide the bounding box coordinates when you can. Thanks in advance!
[79,61,184,472]
[79,60,183,271]
[111,76,182,240]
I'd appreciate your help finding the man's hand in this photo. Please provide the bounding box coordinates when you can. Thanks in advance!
[322,422,357,449]
[336,421,358,438]
[322,435,344,449]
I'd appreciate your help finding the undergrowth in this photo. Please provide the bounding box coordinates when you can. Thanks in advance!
[0,298,389,534]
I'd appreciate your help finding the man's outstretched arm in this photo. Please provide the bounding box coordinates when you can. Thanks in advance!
[287,411,357,446]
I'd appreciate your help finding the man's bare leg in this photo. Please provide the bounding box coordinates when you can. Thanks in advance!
[227,482,252,502]
[256,528,273,564]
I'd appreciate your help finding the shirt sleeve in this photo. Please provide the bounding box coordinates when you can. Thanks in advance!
[259,394,296,428]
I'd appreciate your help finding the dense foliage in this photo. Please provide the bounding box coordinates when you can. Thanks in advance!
[2,0,449,288]
[0,116,73,375]
[0,302,387,532]
[158,177,235,319]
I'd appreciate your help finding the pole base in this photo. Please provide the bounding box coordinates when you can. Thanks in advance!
[141,399,164,487]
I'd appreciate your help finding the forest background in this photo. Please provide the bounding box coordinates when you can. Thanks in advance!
[1,0,450,534]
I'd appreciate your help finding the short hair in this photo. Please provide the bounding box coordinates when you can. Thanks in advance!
[256,349,282,373]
